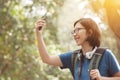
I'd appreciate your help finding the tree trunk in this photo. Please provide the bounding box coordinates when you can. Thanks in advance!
[104,0,120,58]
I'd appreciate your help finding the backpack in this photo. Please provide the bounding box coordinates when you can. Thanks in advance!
[71,47,106,78]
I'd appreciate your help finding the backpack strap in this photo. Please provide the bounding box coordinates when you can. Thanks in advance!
[72,47,106,79]
[71,49,81,78]
[89,47,106,70]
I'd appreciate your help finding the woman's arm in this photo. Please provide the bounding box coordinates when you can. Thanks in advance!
[90,69,120,80]
[35,19,63,67]
[101,72,120,80]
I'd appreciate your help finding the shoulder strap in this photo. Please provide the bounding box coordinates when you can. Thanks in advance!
[89,47,106,70]
[71,49,80,78]
[71,48,106,78]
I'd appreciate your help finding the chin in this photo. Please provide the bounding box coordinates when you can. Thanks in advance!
[76,43,82,46]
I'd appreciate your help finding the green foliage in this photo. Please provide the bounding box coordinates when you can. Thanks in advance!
[0,0,72,80]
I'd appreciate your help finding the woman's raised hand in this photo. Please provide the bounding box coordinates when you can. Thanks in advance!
[35,18,46,32]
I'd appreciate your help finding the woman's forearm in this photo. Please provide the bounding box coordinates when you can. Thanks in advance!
[36,30,50,63]
[101,76,120,80]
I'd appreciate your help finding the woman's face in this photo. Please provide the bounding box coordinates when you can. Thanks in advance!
[73,22,88,46]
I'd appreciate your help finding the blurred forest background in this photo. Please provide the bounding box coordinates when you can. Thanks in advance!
[0,0,120,80]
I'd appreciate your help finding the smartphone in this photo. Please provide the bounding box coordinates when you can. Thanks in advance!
[41,12,47,20]
[39,12,47,30]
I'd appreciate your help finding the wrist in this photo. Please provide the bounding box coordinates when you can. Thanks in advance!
[100,76,104,80]
[36,30,42,35]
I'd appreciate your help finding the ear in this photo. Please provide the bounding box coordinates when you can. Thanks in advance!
[87,29,93,36]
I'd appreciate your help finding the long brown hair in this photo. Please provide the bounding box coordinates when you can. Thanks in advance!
[74,18,101,47]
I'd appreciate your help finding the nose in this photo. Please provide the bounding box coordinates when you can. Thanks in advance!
[73,32,77,36]
[73,33,78,39]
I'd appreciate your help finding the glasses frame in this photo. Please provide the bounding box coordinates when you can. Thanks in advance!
[71,28,85,35]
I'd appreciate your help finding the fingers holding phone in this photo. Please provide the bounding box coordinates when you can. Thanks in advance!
[35,18,46,32]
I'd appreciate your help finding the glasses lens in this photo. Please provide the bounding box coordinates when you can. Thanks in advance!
[71,30,75,34]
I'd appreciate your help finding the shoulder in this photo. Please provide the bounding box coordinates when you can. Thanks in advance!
[102,48,119,65]
[103,48,115,58]
[100,48,117,65]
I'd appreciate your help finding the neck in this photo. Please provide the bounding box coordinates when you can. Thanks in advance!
[81,42,93,55]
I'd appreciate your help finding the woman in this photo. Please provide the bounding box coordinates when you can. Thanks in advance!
[35,18,120,80]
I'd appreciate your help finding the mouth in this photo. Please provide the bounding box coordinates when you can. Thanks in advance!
[74,37,80,43]
[75,38,79,42]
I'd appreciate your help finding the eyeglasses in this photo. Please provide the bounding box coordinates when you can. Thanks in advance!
[71,28,85,35]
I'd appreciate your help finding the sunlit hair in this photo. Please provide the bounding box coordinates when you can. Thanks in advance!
[74,18,101,47]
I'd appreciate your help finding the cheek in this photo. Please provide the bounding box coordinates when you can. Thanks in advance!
[82,34,88,41]
[81,32,88,40]
[76,33,87,44]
